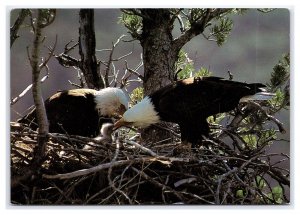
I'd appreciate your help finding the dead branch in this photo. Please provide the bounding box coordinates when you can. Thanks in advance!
[10,9,30,48]
[10,74,49,105]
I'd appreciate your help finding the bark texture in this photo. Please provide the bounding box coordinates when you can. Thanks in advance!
[79,9,104,90]
[140,9,177,96]
[30,10,49,169]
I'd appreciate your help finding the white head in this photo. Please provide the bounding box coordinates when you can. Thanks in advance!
[94,87,129,117]
[114,96,160,129]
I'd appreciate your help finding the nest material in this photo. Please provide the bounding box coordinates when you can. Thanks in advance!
[10,122,290,205]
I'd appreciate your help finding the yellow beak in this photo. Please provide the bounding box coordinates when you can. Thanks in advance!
[113,118,132,130]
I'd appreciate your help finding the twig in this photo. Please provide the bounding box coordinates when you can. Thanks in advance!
[107,143,133,204]
[248,101,286,133]
[10,74,49,105]
[123,139,158,157]
[174,177,197,188]
[131,167,185,202]
[125,60,144,81]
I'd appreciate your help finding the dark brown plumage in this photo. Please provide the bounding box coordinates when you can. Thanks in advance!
[115,76,273,146]
[18,88,128,137]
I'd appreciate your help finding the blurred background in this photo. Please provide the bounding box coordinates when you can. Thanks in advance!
[10,8,290,159]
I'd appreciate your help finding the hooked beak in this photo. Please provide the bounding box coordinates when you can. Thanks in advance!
[113,118,132,131]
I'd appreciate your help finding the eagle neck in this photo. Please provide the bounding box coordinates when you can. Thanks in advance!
[123,96,160,127]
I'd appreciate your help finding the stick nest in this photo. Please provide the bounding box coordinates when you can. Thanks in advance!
[10,122,290,205]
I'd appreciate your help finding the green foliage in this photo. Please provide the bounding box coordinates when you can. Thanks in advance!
[268,186,283,204]
[270,54,290,88]
[255,177,283,204]
[207,113,226,125]
[120,13,142,39]
[255,176,266,189]
[130,87,144,106]
[210,17,233,46]
[258,129,277,146]
[241,134,257,149]
[37,9,56,28]
[175,50,194,79]
[189,9,206,22]
[268,89,285,111]
[264,54,290,115]
[194,67,212,78]
[231,9,249,15]
[175,50,212,80]
[236,189,245,198]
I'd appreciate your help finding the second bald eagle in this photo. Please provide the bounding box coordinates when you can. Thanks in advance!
[19,87,128,137]
[114,76,273,146]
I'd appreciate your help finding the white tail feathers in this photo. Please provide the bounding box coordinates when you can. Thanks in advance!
[239,92,275,103]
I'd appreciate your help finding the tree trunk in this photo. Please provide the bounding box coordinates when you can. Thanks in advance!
[139,9,179,143]
[79,9,105,90]
[140,9,178,95]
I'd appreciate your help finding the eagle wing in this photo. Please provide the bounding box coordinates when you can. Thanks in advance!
[158,77,252,122]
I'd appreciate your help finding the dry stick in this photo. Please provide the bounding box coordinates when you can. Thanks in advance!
[125,60,144,81]
[215,167,238,204]
[43,154,193,180]
[98,162,151,204]
[107,143,133,204]
[248,101,286,133]
[10,75,49,105]
[103,34,127,87]
[17,33,57,107]
[43,157,149,179]
[178,191,215,205]
[131,167,185,202]
[12,11,54,188]
[123,139,158,157]
[174,177,197,188]
[63,40,79,54]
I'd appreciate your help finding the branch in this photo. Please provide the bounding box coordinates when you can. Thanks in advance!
[172,9,212,52]
[55,53,81,68]
[125,60,144,81]
[42,154,193,180]
[172,9,232,52]
[10,74,49,105]
[31,10,49,136]
[12,9,51,188]
[247,101,286,133]
[103,35,127,87]
[10,9,30,48]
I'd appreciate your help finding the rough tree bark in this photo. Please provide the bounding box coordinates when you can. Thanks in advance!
[140,9,177,96]
[79,9,105,89]
[138,9,178,142]
[124,9,232,143]
[31,10,49,157]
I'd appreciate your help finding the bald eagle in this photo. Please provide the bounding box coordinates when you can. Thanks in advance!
[18,87,128,137]
[114,76,273,146]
